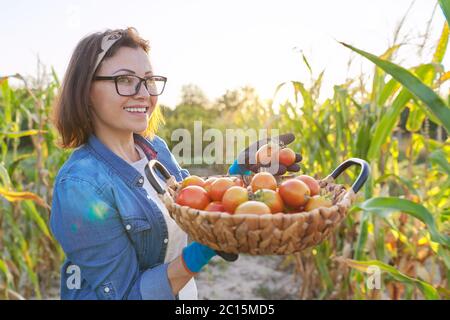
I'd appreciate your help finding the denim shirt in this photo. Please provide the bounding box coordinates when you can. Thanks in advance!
[50,133,190,300]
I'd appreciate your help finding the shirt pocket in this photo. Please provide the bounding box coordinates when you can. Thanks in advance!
[122,216,153,267]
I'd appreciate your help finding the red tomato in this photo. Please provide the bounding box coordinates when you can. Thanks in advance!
[222,186,249,213]
[209,178,235,201]
[234,201,271,215]
[181,175,205,189]
[176,186,210,210]
[203,177,218,193]
[255,143,280,166]
[250,172,277,192]
[278,179,310,207]
[278,148,296,167]
[296,175,320,196]
[204,201,226,212]
[253,189,284,213]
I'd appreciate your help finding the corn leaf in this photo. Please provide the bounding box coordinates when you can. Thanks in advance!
[367,89,411,160]
[406,102,427,132]
[1,130,47,139]
[23,200,51,239]
[433,22,449,64]
[429,149,450,176]
[0,187,50,209]
[354,197,450,248]
[341,42,450,133]
[438,0,450,25]
[0,163,12,189]
[335,258,440,300]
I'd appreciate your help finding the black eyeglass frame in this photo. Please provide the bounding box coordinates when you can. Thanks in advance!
[94,74,168,96]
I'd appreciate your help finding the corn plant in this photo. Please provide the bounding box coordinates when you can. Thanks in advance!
[0,67,67,299]
[264,1,450,300]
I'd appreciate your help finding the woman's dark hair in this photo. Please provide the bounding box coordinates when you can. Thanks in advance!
[52,27,164,149]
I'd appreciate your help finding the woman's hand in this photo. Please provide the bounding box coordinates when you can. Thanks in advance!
[168,242,238,295]
[181,242,238,274]
[229,133,302,176]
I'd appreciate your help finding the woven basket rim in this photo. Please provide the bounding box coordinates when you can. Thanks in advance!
[161,174,358,254]
[162,176,357,219]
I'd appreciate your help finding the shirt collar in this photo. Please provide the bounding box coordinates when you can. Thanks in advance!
[87,133,158,188]
[134,134,158,160]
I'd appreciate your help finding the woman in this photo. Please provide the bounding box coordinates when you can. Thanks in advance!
[50,27,301,300]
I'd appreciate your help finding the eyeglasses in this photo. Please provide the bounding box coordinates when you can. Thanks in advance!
[94,74,167,96]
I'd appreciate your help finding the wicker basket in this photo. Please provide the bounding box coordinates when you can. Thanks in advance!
[145,158,370,256]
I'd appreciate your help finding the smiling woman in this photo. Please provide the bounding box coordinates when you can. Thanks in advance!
[51,28,166,150]
[49,27,236,300]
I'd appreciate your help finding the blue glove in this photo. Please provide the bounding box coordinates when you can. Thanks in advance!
[182,241,217,273]
[228,159,252,175]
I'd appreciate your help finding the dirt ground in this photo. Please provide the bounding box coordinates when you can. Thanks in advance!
[195,254,301,300]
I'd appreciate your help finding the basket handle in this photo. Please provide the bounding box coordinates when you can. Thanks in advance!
[145,160,239,262]
[326,158,370,193]
[145,160,172,195]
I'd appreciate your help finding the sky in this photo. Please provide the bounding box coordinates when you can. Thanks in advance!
[1,0,448,108]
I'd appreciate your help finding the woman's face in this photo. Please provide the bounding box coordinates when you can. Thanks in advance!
[89,46,158,136]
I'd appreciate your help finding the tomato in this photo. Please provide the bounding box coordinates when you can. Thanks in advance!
[233,177,244,187]
[278,148,296,167]
[296,175,320,196]
[253,189,284,213]
[204,201,226,212]
[278,179,310,207]
[181,175,205,189]
[203,177,218,193]
[304,195,332,211]
[255,142,280,166]
[209,178,236,201]
[234,201,271,215]
[250,172,277,192]
[176,186,210,210]
[222,186,249,213]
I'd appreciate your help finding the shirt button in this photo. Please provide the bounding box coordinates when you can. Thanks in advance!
[125,224,131,231]
[104,287,110,293]
[138,177,144,184]
[146,194,151,199]
[164,238,168,244]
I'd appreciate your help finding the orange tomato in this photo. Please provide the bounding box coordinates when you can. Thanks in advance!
[304,195,332,211]
[209,178,236,201]
[203,177,218,193]
[278,148,296,167]
[278,179,310,207]
[253,189,284,213]
[181,175,205,189]
[176,186,210,210]
[296,175,320,196]
[222,186,249,213]
[234,201,271,215]
[250,172,277,192]
[204,201,226,212]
